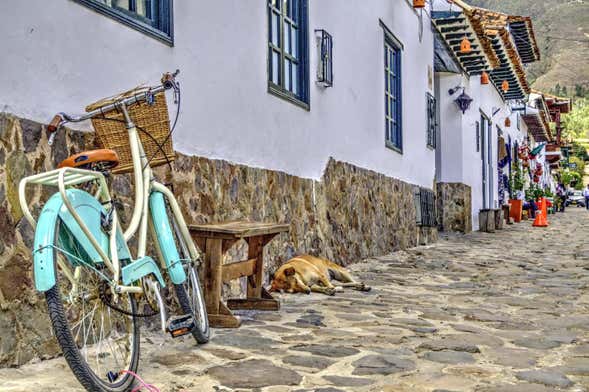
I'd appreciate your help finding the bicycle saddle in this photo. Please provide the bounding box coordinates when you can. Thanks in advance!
[58,149,120,171]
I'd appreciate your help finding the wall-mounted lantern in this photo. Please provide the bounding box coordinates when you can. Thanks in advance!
[502,80,510,93]
[413,0,426,8]
[454,88,473,114]
[315,29,333,88]
[460,37,471,54]
[481,71,489,85]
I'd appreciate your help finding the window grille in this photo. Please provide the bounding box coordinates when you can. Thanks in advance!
[426,93,437,148]
[414,188,437,227]
[315,29,333,87]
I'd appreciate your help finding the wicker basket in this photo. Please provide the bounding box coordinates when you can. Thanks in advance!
[85,87,175,174]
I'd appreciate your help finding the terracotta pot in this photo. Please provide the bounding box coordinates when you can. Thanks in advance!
[509,199,523,223]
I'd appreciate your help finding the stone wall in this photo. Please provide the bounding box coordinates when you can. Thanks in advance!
[436,182,472,233]
[0,113,436,366]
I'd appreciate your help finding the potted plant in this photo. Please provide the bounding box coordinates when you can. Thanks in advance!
[509,161,525,222]
[525,184,544,201]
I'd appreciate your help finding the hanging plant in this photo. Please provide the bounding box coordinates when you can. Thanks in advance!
[509,160,525,199]
[534,162,544,177]
[518,145,529,161]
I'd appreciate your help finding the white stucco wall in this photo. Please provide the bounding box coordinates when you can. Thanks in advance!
[0,0,435,187]
[435,69,524,230]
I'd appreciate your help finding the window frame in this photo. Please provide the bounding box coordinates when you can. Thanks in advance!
[382,24,403,153]
[426,92,437,149]
[73,0,174,46]
[267,0,310,110]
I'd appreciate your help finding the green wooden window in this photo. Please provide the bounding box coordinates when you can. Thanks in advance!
[268,0,309,108]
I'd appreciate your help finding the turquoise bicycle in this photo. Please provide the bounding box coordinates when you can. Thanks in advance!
[18,71,209,392]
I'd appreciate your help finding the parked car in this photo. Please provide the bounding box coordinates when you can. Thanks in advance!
[566,190,586,207]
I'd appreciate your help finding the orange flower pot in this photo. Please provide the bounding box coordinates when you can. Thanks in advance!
[509,199,523,223]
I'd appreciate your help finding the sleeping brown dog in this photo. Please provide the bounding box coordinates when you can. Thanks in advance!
[269,255,370,296]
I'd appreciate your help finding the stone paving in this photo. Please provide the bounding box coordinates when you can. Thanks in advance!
[1,209,589,391]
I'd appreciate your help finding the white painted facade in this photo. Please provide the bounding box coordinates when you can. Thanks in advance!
[0,0,436,188]
[431,0,537,231]
[435,71,525,230]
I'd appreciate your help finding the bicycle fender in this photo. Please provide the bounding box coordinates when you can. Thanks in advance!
[33,194,62,291]
[149,191,187,285]
[33,189,132,291]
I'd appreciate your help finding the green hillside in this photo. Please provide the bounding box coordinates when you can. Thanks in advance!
[468,0,589,97]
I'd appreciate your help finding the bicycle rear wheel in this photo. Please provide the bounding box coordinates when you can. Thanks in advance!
[45,220,140,392]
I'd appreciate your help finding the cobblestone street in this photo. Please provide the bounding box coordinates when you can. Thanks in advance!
[2,209,589,392]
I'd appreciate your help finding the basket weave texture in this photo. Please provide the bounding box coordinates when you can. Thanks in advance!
[85,87,175,174]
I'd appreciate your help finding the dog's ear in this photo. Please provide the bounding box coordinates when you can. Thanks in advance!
[284,267,296,276]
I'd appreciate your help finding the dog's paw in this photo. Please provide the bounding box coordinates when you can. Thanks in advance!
[325,287,336,296]
[361,285,372,292]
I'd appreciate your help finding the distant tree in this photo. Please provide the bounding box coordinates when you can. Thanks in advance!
[569,156,586,178]
[563,99,589,140]
[570,141,589,161]
[559,169,582,190]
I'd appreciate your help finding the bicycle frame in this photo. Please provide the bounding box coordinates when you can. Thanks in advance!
[19,100,198,301]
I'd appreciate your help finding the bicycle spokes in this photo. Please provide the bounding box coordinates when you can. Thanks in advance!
[55,249,136,384]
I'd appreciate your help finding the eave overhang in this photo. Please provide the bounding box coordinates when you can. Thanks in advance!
[433,1,538,102]
[522,100,552,143]
[468,8,531,100]
[432,10,498,75]
[508,16,540,63]
[538,91,572,114]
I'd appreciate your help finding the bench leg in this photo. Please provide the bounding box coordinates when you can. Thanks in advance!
[247,236,264,298]
[208,302,241,328]
[204,238,223,315]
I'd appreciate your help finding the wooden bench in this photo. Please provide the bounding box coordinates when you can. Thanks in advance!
[189,221,289,328]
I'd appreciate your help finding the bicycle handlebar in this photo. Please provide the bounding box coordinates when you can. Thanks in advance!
[47,70,180,146]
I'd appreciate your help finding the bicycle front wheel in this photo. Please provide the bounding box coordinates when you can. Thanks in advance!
[167,205,210,343]
[45,220,140,392]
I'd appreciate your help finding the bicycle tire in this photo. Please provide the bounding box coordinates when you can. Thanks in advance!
[174,276,210,343]
[163,203,209,343]
[45,221,140,392]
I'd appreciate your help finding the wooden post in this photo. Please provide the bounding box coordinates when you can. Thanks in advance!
[247,236,264,298]
[204,238,223,314]
[479,209,496,233]
[502,205,512,225]
[494,209,504,230]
